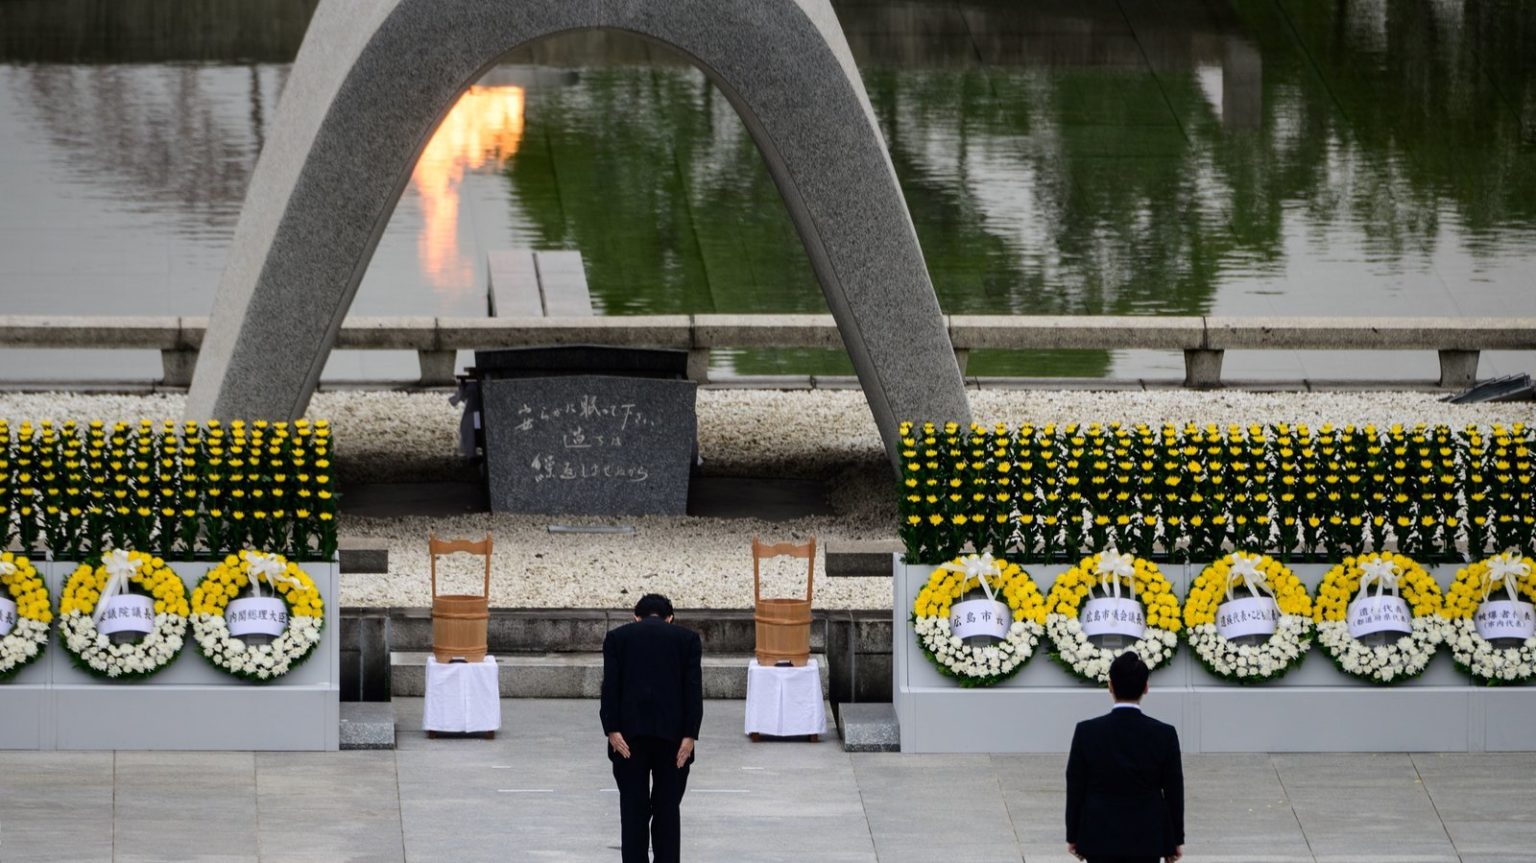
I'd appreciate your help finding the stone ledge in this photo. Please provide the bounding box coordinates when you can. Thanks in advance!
[338,537,390,574]
[838,702,899,752]
[825,540,901,578]
[389,651,828,699]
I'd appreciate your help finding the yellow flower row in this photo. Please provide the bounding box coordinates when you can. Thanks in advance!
[1441,553,1536,620]
[913,557,1047,625]
[1,552,53,624]
[1044,553,1182,632]
[190,551,324,619]
[1183,553,1311,627]
[1312,552,1443,622]
[59,552,190,618]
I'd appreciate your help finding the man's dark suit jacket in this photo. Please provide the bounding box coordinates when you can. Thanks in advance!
[600,617,704,744]
[1065,705,1185,859]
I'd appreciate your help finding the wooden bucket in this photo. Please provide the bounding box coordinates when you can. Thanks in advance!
[752,536,816,667]
[432,594,489,663]
[754,597,812,666]
[430,533,492,663]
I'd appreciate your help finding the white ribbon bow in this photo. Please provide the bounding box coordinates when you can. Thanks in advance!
[1095,550,1137,600]
[92,549,141,625]
[937,553,1000,603]
[1224,553,1277,603]
[245,552,303,597]
[0,560,16,578]
[1482,554,1530,603]
[1357,556,1400,598]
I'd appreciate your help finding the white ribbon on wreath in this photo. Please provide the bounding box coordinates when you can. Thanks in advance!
[1357,556,1401,599]
[1481,554,1530,603]
[244,552,303,598]
[92,549,141,625]
[937,553,1001,603]
[1224,553,1277,602]
[1095,550,1137,600]
[0,559,15,578]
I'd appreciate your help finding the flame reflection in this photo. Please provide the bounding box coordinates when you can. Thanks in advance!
[409,85,526,293]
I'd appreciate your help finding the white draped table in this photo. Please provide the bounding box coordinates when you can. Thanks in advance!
[423,656,501,738]
[744,659,826,740]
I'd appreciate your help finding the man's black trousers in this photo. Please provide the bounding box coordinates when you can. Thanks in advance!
[611,735,691,863]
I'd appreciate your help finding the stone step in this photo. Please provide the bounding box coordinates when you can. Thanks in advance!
[339,701,396,750]
[389,651,828,699]
[837,702,900,752]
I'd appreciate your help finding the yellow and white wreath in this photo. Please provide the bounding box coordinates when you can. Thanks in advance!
[1183,551,1313,683]
[1313,552,1444,684]
[59,550,189,680]
[0,552,51,681]
[912,553,1046,687]
[192,550,326,683]
[1441,552,1536,685]
[1044,550,1180,684]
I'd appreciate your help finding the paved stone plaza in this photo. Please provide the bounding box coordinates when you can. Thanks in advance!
[1,699,1531,862]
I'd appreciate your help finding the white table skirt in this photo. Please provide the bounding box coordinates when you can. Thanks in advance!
[744,659,826,737]
[423,656,502,733]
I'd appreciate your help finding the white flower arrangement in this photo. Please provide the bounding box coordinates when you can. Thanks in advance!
[191,551,326,683]
[1182,552,1314,684]
[58,550,189,681]
[1043,551,1181,684]
[911,554,1047,687]
[1441,552,1536,686]
[0,553,51,681]
[1313,552,1446,685]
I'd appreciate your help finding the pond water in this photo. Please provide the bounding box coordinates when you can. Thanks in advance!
[1,0,1533,381]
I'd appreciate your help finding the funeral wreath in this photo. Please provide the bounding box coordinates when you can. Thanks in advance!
[0,552,51,681]
[1183,551,1313,683]
[911,553,1047,687]
[192,550,326,683]
[59,549,189,680]
[1044,550,1181,684]
[1440,552,1536,686]
[1313,552,1445,684]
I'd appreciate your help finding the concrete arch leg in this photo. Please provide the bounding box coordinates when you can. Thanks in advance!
[185,0,970,462]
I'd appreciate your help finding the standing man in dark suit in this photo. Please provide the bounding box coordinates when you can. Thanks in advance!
[601,593,704,863]
[1066,651,1185,863]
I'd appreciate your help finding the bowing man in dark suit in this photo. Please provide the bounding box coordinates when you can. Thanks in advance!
[601,593,704,863]
[1066,651,1185,863]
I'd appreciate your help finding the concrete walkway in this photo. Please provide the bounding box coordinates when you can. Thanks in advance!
[1,700,1531,863]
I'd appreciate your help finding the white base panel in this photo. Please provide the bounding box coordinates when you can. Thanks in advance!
[893,556,1536,753]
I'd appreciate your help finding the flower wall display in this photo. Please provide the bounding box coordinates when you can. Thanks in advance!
[911,553,1047,687]
[0,418,338,561]
[191,550,326,683]
[1043,551,1181,683]
[1441,552,1536,685]
[1183,552,1313,683]
[58,549,190,680]
[1313,552,1444,684]
[897,421,1534,566]
[0,552,51,681]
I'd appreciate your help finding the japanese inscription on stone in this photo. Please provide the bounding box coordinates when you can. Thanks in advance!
[481,375,697,515]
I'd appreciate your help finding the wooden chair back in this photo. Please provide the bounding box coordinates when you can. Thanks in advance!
[751,536,816,604]
[429,532,492,599]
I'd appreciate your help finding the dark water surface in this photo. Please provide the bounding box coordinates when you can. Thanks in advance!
[1,0,1533,380]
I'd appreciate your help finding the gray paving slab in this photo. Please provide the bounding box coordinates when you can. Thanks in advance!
[7,700,1536,861]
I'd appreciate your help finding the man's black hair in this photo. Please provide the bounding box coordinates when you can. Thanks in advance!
[1109,651,1149,701]
[634,593,674,618]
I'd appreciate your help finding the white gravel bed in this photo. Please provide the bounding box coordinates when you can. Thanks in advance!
[0,388,1529,609]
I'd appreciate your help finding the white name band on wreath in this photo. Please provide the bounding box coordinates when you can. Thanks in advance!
[226,597,290,638]
[0,596,16,637]
[1347,594,1412,638]
[950,598,1010,640]
[97,594,156,637]
[1216,596,1280,639]
[1081,597,1145,638]
[1474,600,1536,641]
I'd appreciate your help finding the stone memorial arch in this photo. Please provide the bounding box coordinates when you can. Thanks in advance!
[185,0,971,461]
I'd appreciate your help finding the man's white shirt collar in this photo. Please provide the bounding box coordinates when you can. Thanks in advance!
[1111,703,1142,711]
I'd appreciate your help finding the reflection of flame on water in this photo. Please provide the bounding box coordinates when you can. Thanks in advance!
[410,85,525,293]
